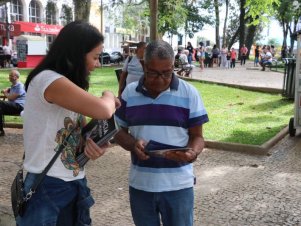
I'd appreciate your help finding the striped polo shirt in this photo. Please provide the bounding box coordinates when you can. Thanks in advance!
[115,74,209,192]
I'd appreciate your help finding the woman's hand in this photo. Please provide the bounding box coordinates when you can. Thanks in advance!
[102,90,121,109]
[84,138,110,160]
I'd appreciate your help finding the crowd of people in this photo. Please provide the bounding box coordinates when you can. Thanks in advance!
[175,42,290,73]
[173,42,247,71]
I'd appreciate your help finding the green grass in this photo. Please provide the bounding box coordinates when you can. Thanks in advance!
[1,67,294,145]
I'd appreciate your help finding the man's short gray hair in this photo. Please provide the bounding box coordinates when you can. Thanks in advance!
[144,40,174,64]
[11,69,20,78]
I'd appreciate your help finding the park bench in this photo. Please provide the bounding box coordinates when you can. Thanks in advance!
[267,58,279,71]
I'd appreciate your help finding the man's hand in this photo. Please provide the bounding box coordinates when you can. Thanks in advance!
[164,149,197,163]
[1,88,9,94]
[133,139,149,161]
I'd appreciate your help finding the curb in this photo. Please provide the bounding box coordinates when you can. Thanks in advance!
[4,123,22,129]
[204,126,288,155]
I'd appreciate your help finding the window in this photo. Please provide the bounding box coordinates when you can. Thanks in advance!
[29,0,41,23]
[46,2,56,24]
[0,5,6,23]
[10,0,23,21]
[60,5,72,26]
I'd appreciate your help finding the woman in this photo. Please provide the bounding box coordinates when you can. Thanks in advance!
[186,41,194,64]
[198,42,205,70]
[17,21,120,225]
[211,44,220,67]
[220,45,228,68]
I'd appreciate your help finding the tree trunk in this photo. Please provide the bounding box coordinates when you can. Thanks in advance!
[222,0,229,47]
[282,20,288,48]
[150,0,158,41]
[73,0,91,22]
[214,0,220,48]
[238,0,246,59]
[245,23,257,59]
[228,27,240,50]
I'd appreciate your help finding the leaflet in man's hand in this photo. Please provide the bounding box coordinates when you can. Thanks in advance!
[76,116,119,167]
[144,140,191,157]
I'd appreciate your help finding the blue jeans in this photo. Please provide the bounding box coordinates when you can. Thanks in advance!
[129,186,194,226]
[16,173,94,226]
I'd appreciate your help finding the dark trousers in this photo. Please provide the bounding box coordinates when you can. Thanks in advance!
[230,59,236,68]
[240,55,246,65]
[0,101,23,131]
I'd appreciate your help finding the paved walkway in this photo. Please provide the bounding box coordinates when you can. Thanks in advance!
[1,62,301,226]
[191,61,284,91]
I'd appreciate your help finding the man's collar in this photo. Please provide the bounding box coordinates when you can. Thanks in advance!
[136,73,179,96]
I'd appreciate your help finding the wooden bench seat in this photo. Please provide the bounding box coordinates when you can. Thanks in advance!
[0,95,23,127]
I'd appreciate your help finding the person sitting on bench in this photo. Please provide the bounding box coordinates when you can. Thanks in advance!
[177,49,194,77]
[259,46,273,71]
[0,69,26,136]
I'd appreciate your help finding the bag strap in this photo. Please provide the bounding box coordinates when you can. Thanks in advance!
[24,130,75,201]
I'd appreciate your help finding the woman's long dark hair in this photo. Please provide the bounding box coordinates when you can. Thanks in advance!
[25,21,104,91]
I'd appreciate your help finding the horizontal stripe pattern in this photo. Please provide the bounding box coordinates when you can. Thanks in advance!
[127,104,190,128]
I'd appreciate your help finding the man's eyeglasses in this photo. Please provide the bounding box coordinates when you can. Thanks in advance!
[146,71,173,79]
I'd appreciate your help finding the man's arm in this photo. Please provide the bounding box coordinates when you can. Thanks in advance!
[3,89,19,101]
[165,125,204,163]
[187,125,205,156]
[118,71,127,97]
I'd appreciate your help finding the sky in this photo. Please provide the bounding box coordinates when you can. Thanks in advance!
[180,18,285,49]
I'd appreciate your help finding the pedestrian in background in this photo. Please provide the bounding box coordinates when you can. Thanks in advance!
[226,51,231,69]
[254,45,260,67]
[118,42,146,97]
[186,41,194,65]
[220,45,228,68]
[0,69,25,136]
[240,44,248,65]
[230,48,237,68]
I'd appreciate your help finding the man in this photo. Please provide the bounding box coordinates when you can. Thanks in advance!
[240,44,248,65]
[118,41,147,97]
[3,44,12,67]
[178,49,194,77]
[259,46,273,71]
[114,40,209,226]
[0,70,26,136]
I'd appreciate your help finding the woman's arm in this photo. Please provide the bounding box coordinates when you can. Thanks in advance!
[44,77,120,119]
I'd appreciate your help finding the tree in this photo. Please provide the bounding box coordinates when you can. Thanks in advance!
[222,0,229,47]
[274,0,301,53]
[73,0,91,22]
[183,2,212,46]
